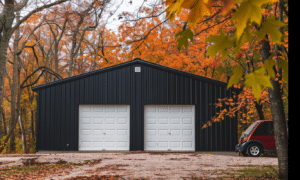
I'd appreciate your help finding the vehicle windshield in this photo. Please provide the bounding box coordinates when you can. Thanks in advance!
[243,121,260,137]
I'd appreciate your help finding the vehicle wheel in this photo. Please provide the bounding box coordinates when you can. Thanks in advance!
[246,143,262,157]
[241,151,248,157]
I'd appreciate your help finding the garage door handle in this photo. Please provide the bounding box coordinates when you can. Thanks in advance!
[169,132,171,135]
[103,132,106,135]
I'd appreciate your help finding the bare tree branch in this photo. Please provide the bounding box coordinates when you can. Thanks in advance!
[20,66,62,88]
[129,18,169,52]
[14,0,29,12]
[16,20,45,56]
[12,0,69,33]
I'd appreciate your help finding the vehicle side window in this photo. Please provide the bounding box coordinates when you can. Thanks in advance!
[252,122,269,136]
[269,122,274,136]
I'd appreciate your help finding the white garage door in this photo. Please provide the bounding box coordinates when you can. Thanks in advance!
[144,105,195,151]
[79,105,130,151]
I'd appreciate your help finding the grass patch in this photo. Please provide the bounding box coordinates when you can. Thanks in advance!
[218,165,279,179]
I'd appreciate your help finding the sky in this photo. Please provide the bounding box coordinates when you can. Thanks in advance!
[105,0,146,31]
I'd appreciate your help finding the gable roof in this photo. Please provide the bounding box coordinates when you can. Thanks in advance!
[32,58,227,91]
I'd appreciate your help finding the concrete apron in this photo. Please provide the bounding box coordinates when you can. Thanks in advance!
[35,151,239,156]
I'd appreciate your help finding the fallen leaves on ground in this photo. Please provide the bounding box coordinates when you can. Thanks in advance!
[0,164,75,179]
[65,175,123,180]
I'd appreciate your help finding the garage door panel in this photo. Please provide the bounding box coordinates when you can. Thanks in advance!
[170,106,180,112]
[145,141,195,149]
[182,117,193,124]
[105,106,115,112]
[183,141,193,148]
[93,129,104,135]
[117,117,128,124]
[81,141,92,147]
[170,117,180,124]
[183,106,193,112]
[146,117,156,124]
[144,105,195,151]
[105,129,115,135]
[105,141,116,147]
[170,129,180,135]
[117,130,128,135]
[146,129,156,135]
[146,106,156,112]
[117,106,128,112]
[81,117,91,124]
[81,129,92,135]
[79,105,130,151]
[158,107,168,112]
[93,117,103,124]
[170,141,180,147]
[82,106,91,112]
[182,129,193,135]
[147,141,156,147]
[105,117,115,124]
[93,106,103,112]
[117,141,128,147]
[158,129,168,135]
[158,117,168,124]
[158,141,168,147]
[93,141,103,147]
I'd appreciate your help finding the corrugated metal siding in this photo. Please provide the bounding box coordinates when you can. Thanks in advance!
[35,60,237,151]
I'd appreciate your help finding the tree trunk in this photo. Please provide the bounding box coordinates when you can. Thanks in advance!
[260,39,288,179]
[68,33,77,77]
[8,13,21,153]
[18,58,26,153]
[269,77,288,179]
[254,101,265,120]
[31,110,35,142]
[18,113,26,153]
[0,75,4,139]
[0,1,14,152]
[55,44,59,74]
[0,10,14,146]
[0,103,8,138]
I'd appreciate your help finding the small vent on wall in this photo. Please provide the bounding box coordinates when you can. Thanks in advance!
[135,66,141,72]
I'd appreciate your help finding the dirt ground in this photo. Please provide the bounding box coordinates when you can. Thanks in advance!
[0,152,278,179]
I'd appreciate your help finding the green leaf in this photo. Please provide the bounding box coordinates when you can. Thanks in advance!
[232,0,272,40]
[255,16,286,45]
[263,57,276,79]
[175,28,194,50]
[244,68,273,102]
[206,30,234,59]
[240,25,253,44]
[233,25,253,54]
[227,66,243,89]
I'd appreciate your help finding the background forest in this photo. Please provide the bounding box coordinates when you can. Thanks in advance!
[0,0,288,154]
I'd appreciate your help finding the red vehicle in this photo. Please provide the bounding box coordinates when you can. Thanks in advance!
[235,120,277,157]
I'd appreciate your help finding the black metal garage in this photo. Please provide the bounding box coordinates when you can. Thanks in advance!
[32,58,237,151]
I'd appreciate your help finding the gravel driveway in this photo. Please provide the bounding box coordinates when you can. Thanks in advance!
[0,152,278,179]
